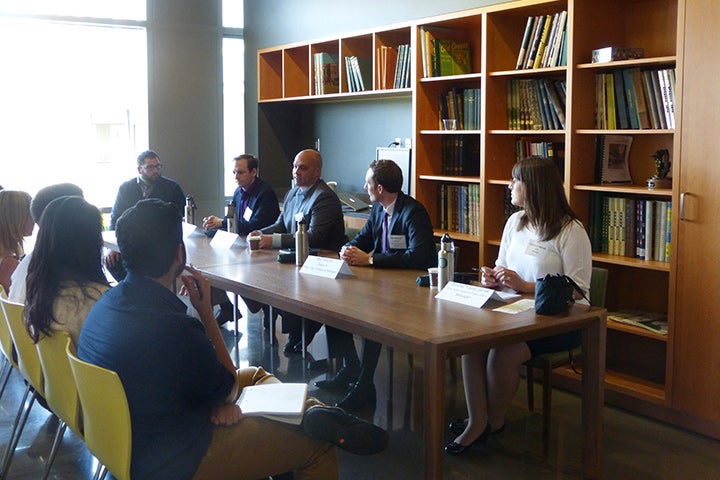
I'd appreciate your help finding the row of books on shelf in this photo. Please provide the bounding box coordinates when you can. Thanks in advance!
[508,78,566,130]
[438,87,481,130]
[516,139,565,171]
[438,183,480,235]
[441,136,480,176]
[419,26,472,78]
[589,193,671,263]
[390,44,412,89]
[313,52,340,95]
[515,11,568,70]
[607,309,668,335]
[344,56,372,92]
[595,67,676,130]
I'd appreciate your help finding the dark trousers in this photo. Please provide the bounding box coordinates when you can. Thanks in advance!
[325,326,382,386]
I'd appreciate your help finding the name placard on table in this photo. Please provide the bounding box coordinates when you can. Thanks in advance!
[435,281,520,308]
[210,229,239,249]
[299,256,353,279]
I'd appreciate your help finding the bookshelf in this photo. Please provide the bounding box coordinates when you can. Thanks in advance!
[258,0,720,438]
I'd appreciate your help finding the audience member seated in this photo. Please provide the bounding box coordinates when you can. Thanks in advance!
[78,199,387,479]
[0,189,33,293]
[24,195,110,346]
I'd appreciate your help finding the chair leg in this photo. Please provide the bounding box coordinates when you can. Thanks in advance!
[386,346,394,402]
[542,364,552,457]
[93,464,107,480]
[0,361,12,402]
[526,363,536,412]
[41,421,68,480]
[0,388,38,479]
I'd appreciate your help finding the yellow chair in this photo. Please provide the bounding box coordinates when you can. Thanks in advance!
[0,286,17,406]
[0,294,47,479]
[67,344,132,480]
[35,332,83,480]
[525,266,609,456]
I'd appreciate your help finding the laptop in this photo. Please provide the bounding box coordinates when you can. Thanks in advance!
[337,191,371,211]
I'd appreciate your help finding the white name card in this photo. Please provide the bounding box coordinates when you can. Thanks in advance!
[299,256,353,278]
[210,229,239,249]
[435,281,520,308]
[182,222,198,239]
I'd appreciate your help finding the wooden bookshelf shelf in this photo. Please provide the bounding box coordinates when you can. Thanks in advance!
[259,0,720,440]
[607,321,668,342]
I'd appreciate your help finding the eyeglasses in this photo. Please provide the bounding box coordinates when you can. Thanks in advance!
[142,163,163,171]
[233,169,249,175]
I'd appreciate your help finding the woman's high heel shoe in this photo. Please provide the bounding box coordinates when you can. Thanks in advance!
[448,418,506,437]
[444,423,491,455]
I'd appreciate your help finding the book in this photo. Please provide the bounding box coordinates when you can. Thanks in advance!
[524,15,546,69]
[622,68,640,129]
[591,47,644,63]
[629,67,651,129]
[613,69,629,129]
[596,134,633,184]
[607,309,668,335]
[313,52,339,95]
[516,16,536,69]
[237,383,308,425]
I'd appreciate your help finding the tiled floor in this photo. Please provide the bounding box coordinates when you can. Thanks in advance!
[2,306,720,479]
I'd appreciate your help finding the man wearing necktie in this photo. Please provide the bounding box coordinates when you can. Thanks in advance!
[249,149,347,353]
[202,154,280,325]
[318,159,437,412]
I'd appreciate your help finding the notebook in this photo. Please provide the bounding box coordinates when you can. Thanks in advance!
[237,382,308,425]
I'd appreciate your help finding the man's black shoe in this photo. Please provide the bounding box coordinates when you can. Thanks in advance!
[302,406,388,455]
[315,365,360,392]
[335,382,376,412]
[284,333,302,355]
[216,306,241,326]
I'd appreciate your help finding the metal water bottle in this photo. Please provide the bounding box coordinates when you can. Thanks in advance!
[184,195,197,225]
[295,218,309,266]
[226,201,236,233]
[437,233,455,291]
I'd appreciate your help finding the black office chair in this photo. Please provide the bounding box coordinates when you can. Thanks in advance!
[525,266,609,456]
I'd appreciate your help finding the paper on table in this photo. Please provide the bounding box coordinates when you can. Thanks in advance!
[435,281,521,308]
[493,298,535,314]
[237,383,308,425]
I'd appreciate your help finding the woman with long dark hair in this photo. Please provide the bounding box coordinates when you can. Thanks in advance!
[24,196,109,344]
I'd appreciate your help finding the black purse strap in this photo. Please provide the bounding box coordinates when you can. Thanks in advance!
[564,275,590,305]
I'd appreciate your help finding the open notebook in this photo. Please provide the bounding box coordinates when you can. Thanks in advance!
[237,383,308,425]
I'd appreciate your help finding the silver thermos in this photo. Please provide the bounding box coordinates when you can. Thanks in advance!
[295,218,309,266]
[184,195,197,225]
[226,201,235,233]
[437,233,455,291]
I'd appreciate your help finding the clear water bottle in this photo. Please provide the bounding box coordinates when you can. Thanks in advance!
[295,218,309,266]
[437,233,455,291]
[226,201,235,233]
[184,195,196,225]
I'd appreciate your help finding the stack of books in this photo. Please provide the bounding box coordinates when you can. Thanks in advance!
[393,44,412,88]
[507,78,566,130]
[313,52,339,95]
[438,183,480,235]
[515,11,568,70]
[441,135,480,175]
[376,45,398,90]
[607,309,668,335]
[589,193,672,262]
[419,26,472,77]
[344,56,372,92]
[438,87,481,130]
[516,139,565,174]
[595,67,676,130]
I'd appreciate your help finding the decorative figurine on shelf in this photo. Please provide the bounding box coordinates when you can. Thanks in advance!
[646,149,672,189]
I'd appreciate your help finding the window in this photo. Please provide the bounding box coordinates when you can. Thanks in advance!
[0,0,145,20]
[222,0,245,196]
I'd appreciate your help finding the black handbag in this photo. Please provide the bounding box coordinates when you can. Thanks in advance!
[535,273,589,315]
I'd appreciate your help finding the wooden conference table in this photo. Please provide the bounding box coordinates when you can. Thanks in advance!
[103,230,606,479]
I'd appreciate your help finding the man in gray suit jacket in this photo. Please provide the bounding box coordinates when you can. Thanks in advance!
[250,149,347,353]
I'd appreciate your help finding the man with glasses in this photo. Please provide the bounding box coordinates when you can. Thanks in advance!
[105,150,186,282]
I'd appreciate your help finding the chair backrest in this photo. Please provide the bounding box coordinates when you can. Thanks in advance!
[67,344,131,480]
[590,267,609,308]
[0,286,18,370]
[36,331,83,438]
[1,294,44,396]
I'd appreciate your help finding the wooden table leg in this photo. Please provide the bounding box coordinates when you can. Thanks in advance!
[582,313,606,479]
[424,342,445,480]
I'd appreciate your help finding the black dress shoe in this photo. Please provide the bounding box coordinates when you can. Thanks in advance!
[449,418,505,437]
[444,422,492,455]
[335,382,376,412]
[290,330,317,353]
[315,366,360,392]
[302,406,388,455]
[216,306,241,326]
